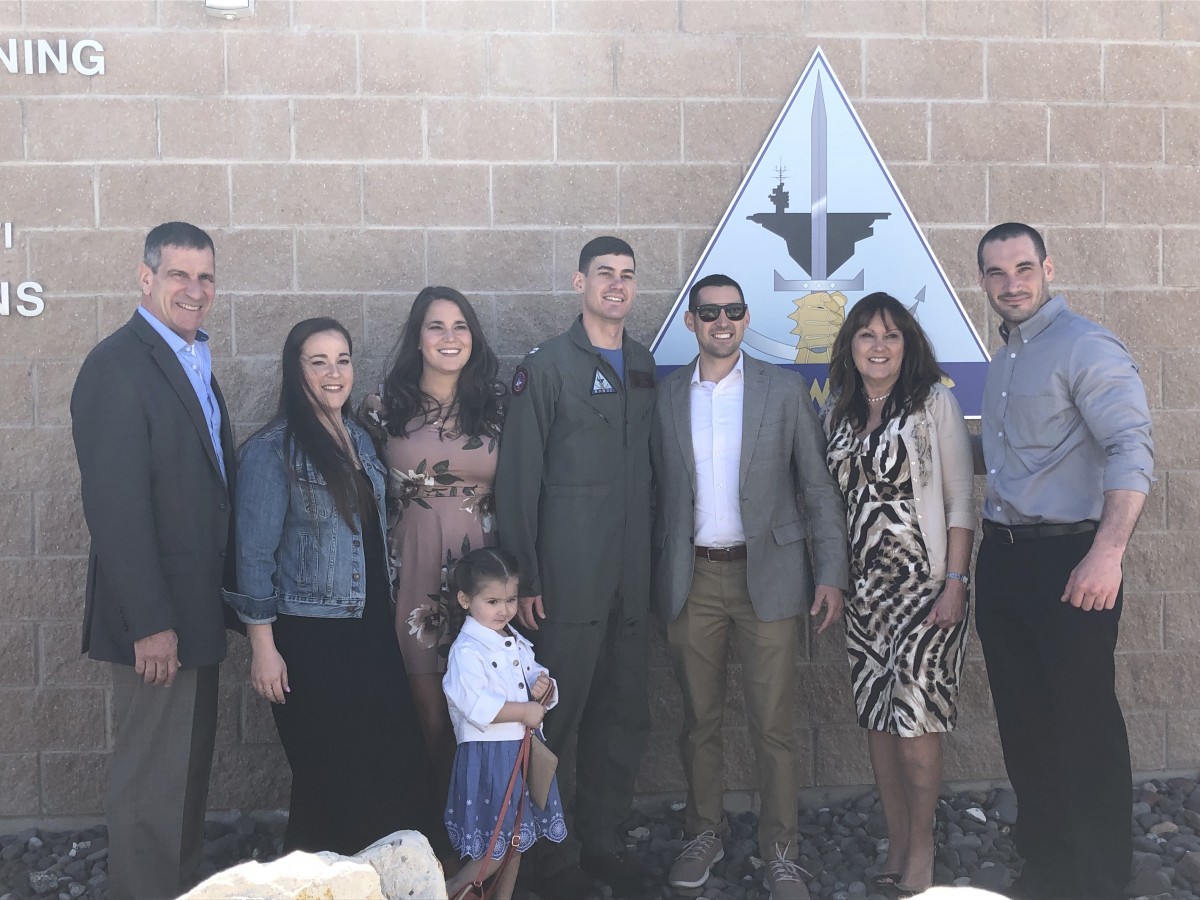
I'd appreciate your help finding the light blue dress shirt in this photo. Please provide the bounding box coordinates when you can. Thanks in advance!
[136,305,226,482]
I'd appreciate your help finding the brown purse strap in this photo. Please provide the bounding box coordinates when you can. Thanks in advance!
[457,728,532,900]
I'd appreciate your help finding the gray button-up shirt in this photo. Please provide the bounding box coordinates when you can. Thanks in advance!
[981,294,1153,525]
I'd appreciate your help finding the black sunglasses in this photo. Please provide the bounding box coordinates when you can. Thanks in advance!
[693,303,748,322]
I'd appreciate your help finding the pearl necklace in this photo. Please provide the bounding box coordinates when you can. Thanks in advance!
[865,391,890,404]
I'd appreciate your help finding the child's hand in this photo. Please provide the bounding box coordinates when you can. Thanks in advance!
[520,702,546,729]
[530,673,552,704]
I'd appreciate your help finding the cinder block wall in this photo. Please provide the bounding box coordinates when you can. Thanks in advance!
[1,0,1197,821]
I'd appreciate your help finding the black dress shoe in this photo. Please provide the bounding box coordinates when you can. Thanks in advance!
[580,851,647,893]
[534,862,601,900]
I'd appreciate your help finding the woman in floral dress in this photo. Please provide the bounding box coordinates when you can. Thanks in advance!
[362,286,505,798]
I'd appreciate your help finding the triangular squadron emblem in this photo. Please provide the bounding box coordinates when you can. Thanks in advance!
[650,48,990,415]
[591,368,616,395]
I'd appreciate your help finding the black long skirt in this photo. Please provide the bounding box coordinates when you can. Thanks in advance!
[270,491,437,855]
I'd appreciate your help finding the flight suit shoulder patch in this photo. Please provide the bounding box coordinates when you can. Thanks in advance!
[512,366,529,395]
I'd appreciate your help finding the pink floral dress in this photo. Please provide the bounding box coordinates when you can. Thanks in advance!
[362,399,498,675]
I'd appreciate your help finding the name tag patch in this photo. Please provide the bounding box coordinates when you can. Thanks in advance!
[628,369,655,389]
[591,369,616,394]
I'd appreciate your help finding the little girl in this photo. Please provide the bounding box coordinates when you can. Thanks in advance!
[442,548,567,900]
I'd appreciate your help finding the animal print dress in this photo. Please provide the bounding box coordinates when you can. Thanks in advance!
[826,412,967,737]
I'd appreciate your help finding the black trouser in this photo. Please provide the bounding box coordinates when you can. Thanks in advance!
[975,529,1131,900]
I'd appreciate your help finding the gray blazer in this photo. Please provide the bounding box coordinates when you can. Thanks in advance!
[71,312,236,668]
[651,354,849,623]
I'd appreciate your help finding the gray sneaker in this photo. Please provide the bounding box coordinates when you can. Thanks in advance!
[764,844,811,900]
[668,830,724,888]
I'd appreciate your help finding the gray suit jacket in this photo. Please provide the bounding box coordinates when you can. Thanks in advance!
[71,312,236,668]
[651,354,849,623]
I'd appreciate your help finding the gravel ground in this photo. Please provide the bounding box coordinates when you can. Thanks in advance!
[3,778,1200,900]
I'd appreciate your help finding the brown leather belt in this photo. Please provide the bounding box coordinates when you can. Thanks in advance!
[982,520,1098,544]
[695,544,747,562]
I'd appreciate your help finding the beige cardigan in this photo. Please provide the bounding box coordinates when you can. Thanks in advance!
[825,382,976,582]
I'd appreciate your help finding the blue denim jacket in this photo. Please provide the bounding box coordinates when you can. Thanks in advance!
[223,418,389,624]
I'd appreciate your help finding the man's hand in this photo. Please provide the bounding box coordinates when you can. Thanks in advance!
[1061,545,1123,611]
[518,595,545,631]
[134,629,180,686]
[810,585,844,634]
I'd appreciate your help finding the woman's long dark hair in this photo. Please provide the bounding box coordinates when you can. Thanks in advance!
[277,317,360,529]
[827,292,944,432]
[379,286,505,439]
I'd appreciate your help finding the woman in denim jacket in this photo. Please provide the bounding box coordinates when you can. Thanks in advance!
[224,317,435,855]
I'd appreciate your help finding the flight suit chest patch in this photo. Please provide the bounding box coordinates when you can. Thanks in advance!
[591,368,616,395]
[628,369,655,389]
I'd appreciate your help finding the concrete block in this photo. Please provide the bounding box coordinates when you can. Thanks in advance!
[988,42,1101,102]
[40,751,106,815]
[98,165,228,229]
[231,293,364,357]
[26,98,156,161]
[231,165,361,226]
[556,99,681,162]
[426,230,553,292]
[294,99,422,161]
[988,165,1102,225]
[932,103,1046,162]
[1048,0,1162,39]
[492,164,618,226]
[0,165,93,226]
[364,164,490,227]
[427,99,553,161]
[296,229,423,293]
[490,34,616,96]
[867,39,983,100]
[1051,105,1162,165]
[360,32,487,95]
[617,35,738,98]
[160,99,291,161]
[227,33,356,95]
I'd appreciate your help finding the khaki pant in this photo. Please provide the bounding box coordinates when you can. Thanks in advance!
[107,665,218,900]
[666,557,799,857]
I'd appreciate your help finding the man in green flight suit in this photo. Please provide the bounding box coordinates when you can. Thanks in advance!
[496,236,655,899]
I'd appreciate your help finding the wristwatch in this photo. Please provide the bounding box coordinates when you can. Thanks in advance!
[946,571,970,586]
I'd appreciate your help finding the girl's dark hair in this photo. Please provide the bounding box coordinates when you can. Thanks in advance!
[827,292,944,433]
[379,286,505,439]
[276,317,360,529]
[449,547,520,635]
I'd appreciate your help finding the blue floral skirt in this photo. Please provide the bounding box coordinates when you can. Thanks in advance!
[444,737,567,860]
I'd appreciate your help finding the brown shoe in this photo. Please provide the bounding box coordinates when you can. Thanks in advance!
[669,831,724,888]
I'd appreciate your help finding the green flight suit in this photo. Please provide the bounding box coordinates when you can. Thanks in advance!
[495,315,655,865]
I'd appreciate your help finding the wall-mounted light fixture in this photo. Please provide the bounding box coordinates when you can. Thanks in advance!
[204,0,254,19]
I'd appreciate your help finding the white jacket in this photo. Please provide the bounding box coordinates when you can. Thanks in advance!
[443,616,559,743]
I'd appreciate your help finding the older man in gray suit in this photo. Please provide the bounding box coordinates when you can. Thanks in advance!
[651,274,848,900]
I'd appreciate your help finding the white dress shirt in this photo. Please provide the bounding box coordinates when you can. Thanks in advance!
[690,353,746,547]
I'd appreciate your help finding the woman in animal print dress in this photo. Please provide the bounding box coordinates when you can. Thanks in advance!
[823,292,975,895]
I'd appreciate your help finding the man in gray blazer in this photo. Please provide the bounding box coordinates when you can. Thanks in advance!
[71,222,235,900]
[651,274,848,900]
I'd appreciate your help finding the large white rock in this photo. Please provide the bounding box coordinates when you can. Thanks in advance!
[912,888,1011,899]
[356,830,446,900]
[180,850,385,900]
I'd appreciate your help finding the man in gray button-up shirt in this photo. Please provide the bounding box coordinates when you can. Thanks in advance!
[973,222,1153,900]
